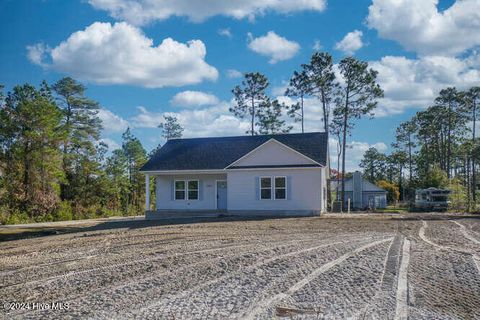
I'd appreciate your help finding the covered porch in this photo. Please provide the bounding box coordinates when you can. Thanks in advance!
[144,171,227,214]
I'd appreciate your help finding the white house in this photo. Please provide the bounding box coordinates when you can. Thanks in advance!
[140,132,329,218]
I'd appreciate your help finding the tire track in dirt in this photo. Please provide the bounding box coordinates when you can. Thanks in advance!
[394,238,410,320]
[0,230,324,285]
[0,233,221,269]
[451,220,480,274]
[452,220,480,245]
[240,237,394,320]
[130,236,381,318]
[356,234,403,320]
[1,237,318,290]
[420,220,480,274]
[0,234,268,281]
[5,236,342,318]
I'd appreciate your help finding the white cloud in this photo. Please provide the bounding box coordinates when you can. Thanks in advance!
[98,108,130,133]
[367,0,480,56]
[335,30,363,55]
[218,28,232,38]
[28,22,218,88]
[26,43,50,67]
[131,102,250,138]
[329,138,388,172]
[370,54,480,116]
[131,106,164,128]
[100,138,121,151]
[226,69,242,78]
[271,82,289,96]
[312,39,322,50]
[89,0,326,25]
[247,31,300,63]
[170,91,220,107]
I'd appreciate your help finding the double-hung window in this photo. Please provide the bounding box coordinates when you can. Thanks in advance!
[274,177,286,200]
[187,180,199,200]
[175,181,186,200]
[175,180,199,200]
[260,177,272,200]
[260,176,286,200]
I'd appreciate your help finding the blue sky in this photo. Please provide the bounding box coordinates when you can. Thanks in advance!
[1,0,479,170]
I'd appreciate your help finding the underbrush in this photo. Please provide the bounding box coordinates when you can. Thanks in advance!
[0,202,141,225]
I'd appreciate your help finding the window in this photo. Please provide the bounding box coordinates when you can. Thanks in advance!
[188,180,199,200]
[175,180,199,200]
[274,177,286,199]
[175,181,185,200]
[260,177,272,199]
[259,176,287,200]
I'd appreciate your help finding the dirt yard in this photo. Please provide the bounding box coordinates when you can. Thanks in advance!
[1,213,479,319]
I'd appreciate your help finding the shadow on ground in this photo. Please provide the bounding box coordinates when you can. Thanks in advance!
[0,215,302,242]
[1,212,478,242]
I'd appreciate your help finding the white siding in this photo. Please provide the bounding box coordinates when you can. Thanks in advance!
[227,168,323,212]
[321,166,328,212]
[232,139,317,167]
[155,174,226,210]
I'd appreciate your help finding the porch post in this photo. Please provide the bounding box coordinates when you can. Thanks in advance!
[145,173,150,211]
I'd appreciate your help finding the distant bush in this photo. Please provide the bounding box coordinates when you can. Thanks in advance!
[4,210,31,225]
[377,180,400,204]
[0,201,142,225]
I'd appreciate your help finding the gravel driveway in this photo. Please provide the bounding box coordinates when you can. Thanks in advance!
[1,214,479,319]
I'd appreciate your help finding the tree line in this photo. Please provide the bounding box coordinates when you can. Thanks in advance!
[359,87,479,212]
[0,78,152,224]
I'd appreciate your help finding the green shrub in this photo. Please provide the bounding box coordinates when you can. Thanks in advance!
[51,201,73,221]
[5,210,31,225]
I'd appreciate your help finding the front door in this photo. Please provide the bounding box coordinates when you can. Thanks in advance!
[216,180,227,210]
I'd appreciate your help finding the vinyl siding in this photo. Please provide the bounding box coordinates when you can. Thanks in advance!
[227,168,323,211]
[232,139,317,167]
[155,174,226,210]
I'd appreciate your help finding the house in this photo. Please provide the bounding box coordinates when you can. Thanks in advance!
[140,132,329,218]
[331,171,387,210]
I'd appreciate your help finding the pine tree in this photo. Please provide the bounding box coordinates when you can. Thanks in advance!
[52,77,102,203]
[158,115,184,140]
[230,72,269,135]
[333,57,384,211]
[257,99,292,134]
[302,52,338,135]
[121,128,147,210]
[285,70,309,132]
[0,83,65,218]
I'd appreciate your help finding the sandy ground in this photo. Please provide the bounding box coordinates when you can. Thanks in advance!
[0,213,479,319]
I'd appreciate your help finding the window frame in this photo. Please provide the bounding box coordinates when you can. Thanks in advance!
[174,179,199,201]
[187,180,199,200]
[174,180,186,200]
[259,176,288,200]
[274,176,287,200]
[260,176,273,200]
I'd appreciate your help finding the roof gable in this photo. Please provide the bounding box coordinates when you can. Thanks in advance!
[333,178,387,192]
[141,132,328,171]
[228,139,319,168]
[362,180,386,192]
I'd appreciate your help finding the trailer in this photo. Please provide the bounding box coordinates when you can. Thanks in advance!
[413,187,450,211]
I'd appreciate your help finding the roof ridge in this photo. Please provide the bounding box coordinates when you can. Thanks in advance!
[167,131,326,141]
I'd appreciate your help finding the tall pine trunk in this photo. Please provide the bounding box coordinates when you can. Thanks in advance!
[447,101,452,179]
[340,90,349,212]
[472,100,477,204]
[300,95,304,133]
[251,98,255,136]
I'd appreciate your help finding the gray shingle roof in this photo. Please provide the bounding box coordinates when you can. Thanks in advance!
[141,132,328,171]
